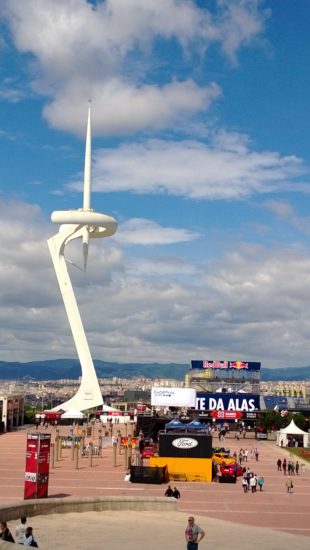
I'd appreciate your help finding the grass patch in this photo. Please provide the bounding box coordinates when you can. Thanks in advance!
[283,447,310,463]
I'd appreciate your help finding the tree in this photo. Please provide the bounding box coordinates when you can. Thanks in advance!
[258,410,282,432]
[24,404,36,424]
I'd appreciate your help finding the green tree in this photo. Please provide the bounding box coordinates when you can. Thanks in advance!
[258,410,282,432]
[24,404,36,424]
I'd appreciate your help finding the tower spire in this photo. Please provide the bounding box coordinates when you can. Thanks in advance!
[83,101,92,211]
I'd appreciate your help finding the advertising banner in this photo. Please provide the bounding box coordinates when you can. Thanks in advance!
[191,360,261,371]
[24,433,51,500]
[256,432,268,439]
[121,436,138,448]
[24,434,39,500]
[151,387,196,407]
[195,393,260,412]
[159,433,212,458]
[210,410,244,420]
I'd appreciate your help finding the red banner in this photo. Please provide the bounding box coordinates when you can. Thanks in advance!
[210,410,244,420]
[121,436,138,448]
[24,433,51,500]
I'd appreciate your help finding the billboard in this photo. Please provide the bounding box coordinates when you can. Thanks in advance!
[159,433,212,458]
[195,393,260,412]
[191,360,261,371]
[24,433,51,500]
[151,387,196,407]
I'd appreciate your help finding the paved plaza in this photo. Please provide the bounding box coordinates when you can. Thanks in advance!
[0,425,309,548]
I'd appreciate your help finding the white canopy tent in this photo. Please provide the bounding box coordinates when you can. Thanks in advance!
[61,407,86,419]
[276,419,309,448]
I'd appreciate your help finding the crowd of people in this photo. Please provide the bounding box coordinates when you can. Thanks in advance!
[0,518,38,547]
[241,470,264,493]
[232,447,260,464]
[276,456,303,494]
[276,457,300,475]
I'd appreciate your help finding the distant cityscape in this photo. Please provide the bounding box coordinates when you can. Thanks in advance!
[2,373,310,411]
[1,359,310,434]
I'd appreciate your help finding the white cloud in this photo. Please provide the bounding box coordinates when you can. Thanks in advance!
[264,199,310,236]
[1,0,267,134]
[116,218,200,245]
[1,198,310,369]
[263,199,294,219]
[67,132,306,200]
[125,257,197,277]
[0,86,25,103]
[43,80,221,136]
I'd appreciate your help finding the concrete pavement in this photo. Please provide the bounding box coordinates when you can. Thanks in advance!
[0,424,309,546]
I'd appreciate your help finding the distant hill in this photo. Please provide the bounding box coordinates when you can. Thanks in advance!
[0,359,188,381]
[0,359,310,381]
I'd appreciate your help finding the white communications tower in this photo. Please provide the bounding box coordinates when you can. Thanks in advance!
[48,104,117,412]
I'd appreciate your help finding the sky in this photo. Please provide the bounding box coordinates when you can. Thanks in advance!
[0,0,310,371]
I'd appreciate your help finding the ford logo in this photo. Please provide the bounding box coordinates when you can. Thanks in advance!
[172,437,198,449]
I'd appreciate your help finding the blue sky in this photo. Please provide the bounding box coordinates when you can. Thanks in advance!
[0,0,310,371]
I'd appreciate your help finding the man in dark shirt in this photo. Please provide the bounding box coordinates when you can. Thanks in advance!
[165,485,173,497]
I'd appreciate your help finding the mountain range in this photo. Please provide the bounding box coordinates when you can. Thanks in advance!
[0,359,310,381]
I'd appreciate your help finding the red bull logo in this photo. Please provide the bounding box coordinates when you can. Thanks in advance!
[203,361,228,369]
[229,361,248,370]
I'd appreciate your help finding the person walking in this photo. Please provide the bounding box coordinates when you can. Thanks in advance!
[15,517,27,545]
[172,486,181,499]
[295,460,300,475]
[258,476,264,491]
[250,475,256,493]
[282,458,287,475]
[242,476,248,493]
[286,477,293,494]
[185,516,205,549]
[277,458,282,471]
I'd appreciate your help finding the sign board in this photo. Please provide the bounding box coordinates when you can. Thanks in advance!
[210,410,243,420]
[159,432,212,458]
[121,436,138,448]
[256,432,268,440]
[195,393,260,412]
[191,360,261,371]
[24,433,51,500]
[244,412,260,420]
[151,387,196,407]
[172,437,198,449]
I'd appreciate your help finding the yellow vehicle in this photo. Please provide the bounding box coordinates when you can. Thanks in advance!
[212,452,236,465]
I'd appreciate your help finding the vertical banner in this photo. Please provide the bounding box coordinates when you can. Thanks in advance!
[24,433,51,500]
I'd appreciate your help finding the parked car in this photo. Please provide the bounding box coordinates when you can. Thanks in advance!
[221,463,243,477]
[212,452,236,466]
[141,445,156,459]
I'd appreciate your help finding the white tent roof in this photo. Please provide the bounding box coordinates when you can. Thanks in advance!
[278,419,307,435]
[101,404,121,412]
[61,407,86,419]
